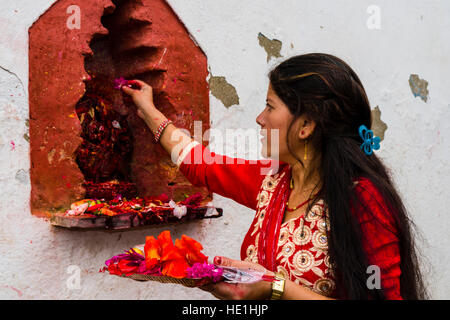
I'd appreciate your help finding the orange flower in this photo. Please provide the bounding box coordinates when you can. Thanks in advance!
[144,236,161,269]
[157,230,174,253]
[158,231,190,278]
[175,235,208,265]
[143,231,208,279]
[99,207,117,216]
[160,247,190,278]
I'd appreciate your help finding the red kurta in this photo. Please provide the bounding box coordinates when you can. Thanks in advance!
[178,142,402,299]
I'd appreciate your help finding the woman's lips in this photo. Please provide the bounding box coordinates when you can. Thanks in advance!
[259,129,268,143]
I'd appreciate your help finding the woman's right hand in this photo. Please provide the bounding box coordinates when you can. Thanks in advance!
[122,78,193,160]
[121,79,156,121]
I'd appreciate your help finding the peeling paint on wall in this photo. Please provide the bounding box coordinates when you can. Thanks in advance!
[371,105,388,141]
[409,74,429,102]
[23,119,29,142]
[257,32,283,62]
[208,75,239,108]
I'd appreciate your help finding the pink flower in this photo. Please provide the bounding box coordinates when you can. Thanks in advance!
[113,77,131,90]
[102,248,162,276]
[186,262,223,282]
[179,192,204,208]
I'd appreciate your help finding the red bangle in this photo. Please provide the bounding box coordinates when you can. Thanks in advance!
[154,120,172,142]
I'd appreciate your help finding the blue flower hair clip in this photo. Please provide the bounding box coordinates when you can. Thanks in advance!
[359,125,381,156]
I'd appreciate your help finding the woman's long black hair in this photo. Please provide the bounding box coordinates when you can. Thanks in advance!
[269,53,428,299]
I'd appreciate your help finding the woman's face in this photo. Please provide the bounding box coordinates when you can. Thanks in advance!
[256,83,296,162]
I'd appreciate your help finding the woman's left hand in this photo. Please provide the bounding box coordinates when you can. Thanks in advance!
[199,256,275,300]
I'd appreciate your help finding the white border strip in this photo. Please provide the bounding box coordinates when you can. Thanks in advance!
[176,140,200,168]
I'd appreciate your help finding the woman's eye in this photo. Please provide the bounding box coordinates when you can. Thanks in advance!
[266,104,273,111]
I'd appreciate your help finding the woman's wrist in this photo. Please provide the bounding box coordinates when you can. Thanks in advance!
[141,103,157,119]
[141,105,164,129]
[263,271,277,300]
[270,273,286,300]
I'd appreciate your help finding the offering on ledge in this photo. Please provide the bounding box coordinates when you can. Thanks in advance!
[64,191,204,218]
[51,191,222,230]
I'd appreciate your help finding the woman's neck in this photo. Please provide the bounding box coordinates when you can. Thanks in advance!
[288,156,322,195]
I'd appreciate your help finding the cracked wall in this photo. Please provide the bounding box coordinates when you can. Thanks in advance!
[208,75,239,108]
[0,0,449,300]
[409,74,429,102]
[371,106,388,141]
[258,32,283,62]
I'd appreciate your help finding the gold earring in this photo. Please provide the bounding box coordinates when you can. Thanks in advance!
[304,139,308,161]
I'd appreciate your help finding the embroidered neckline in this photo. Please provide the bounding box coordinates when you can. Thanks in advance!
[281,200,325,227]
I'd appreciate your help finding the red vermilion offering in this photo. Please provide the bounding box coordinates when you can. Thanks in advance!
[64,192,202,217]
[51,192,223,230]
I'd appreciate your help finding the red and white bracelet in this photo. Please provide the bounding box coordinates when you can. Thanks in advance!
[154,119,173,142]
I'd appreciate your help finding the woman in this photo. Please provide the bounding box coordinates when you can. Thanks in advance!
[122,53,427,300]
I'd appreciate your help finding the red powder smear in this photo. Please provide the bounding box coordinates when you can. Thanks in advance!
[10,141,15,151]
[4,285,22,297]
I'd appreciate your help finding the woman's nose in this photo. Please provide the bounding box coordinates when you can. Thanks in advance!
[256,112,264,127]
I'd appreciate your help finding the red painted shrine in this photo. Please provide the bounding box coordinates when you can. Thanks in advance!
[29,0,218,228]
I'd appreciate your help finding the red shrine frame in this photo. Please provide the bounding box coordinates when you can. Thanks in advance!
[29,0,220,229]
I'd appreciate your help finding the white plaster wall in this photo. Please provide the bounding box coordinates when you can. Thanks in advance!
[0,0,448,299]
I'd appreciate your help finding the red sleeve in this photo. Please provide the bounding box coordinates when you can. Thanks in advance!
[352,177,403,300]
[178,142,277,210]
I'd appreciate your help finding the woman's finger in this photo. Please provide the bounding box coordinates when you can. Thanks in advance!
[128,79,152,91]
[214,256,267,273]
[198,283,215,292]
[121,85,135,95]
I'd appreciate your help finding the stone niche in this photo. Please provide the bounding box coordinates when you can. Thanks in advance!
[29,0,212,222]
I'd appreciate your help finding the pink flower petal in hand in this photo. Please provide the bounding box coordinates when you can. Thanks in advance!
[113,77,131,90]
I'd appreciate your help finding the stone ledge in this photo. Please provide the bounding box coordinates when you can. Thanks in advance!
[50,206,223,231]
